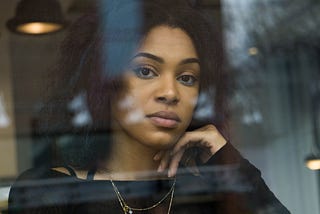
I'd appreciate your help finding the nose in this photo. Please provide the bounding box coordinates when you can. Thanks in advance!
[155,75,180,105]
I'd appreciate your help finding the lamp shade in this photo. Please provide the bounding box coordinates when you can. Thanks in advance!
[7,0,67,35]
[305,154,320,170]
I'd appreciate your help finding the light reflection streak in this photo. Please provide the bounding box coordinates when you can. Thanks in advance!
[0,94,10,128]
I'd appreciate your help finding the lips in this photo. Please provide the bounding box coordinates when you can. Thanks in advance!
[146,111,181,128]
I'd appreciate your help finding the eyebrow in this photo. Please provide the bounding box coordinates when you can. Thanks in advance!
[132,52,200,66]
[179,58,200,66]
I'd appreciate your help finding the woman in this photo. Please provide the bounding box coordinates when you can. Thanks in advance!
[8,0,290,213]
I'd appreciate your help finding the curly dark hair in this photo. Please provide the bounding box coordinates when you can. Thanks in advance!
[47,0,229,168]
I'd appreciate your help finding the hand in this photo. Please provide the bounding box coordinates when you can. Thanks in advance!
[154,124,227,177]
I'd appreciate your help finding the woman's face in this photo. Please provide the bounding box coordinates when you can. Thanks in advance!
[112,25,200,149]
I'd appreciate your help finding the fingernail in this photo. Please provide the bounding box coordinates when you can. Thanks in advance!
[168,169,174,177]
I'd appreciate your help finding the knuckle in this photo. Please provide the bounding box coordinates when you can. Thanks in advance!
[207,124,217,130]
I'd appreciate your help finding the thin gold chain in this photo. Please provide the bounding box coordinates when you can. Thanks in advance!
[110,179,176,214]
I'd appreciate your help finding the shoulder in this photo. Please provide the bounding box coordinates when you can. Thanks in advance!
[15,167,66,180]
[9,167,75,199]
[9,167,80,202]
[52,166,89,180]
[8,167,80,212]
[13,166,90,182]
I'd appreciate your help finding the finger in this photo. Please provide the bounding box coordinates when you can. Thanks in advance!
[153,150,164,161]
[171,132,200,155]
[199,148,213,163]
[168,149,185,177]
[172,125,213,154]
[157,151,171,172]
[187,159,200,176]
[181,148,197,166]
[181,149,200,175]
[171,124,227,157]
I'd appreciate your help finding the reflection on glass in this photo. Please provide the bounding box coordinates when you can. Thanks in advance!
[0,94,10,128]
[16,22,63,34]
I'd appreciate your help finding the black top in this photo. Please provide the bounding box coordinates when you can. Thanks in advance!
[8,143,291,214]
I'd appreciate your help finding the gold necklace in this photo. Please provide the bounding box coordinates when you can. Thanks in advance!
[110,179,176,214]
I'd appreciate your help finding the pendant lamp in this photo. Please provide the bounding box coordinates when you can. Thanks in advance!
[305,154,320,170]
[305,90,320,170]
[7,0,67,35]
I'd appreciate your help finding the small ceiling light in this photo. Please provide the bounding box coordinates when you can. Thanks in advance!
[248,47,259,56]
[305,154,320,170]
[6,0,67,35]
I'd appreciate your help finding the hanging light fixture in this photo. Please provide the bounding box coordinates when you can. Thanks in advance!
[305,85,320,170]
[6,0,67,35]
[305,138,320,170]
[305,154,320,170]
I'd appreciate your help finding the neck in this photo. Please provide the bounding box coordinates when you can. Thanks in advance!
[104,129,163,180]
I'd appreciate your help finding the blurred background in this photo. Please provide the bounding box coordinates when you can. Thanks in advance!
[0,0,319,213]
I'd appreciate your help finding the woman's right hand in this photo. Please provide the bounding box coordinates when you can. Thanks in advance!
[154,124,227,177]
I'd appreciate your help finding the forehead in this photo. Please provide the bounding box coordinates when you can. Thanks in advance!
[137,25,198,59]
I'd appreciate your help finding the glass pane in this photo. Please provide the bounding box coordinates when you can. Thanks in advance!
[0,0,318,213]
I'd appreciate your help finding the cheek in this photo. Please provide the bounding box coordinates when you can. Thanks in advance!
[114,94,145,125]
[182,90,199,110]
[188,95,198,109]
[179,92,199,128]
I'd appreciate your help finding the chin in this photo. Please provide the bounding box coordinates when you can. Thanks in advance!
[140,131,181,150]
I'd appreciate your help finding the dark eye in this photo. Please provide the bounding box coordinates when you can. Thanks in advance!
[133,66,158,79]
[177,75,197,86]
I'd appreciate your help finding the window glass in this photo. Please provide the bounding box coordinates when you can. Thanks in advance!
[0,0,319,213]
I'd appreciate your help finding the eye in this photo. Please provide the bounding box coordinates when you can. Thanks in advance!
[177,74,198,86]
[132,66,158,79]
